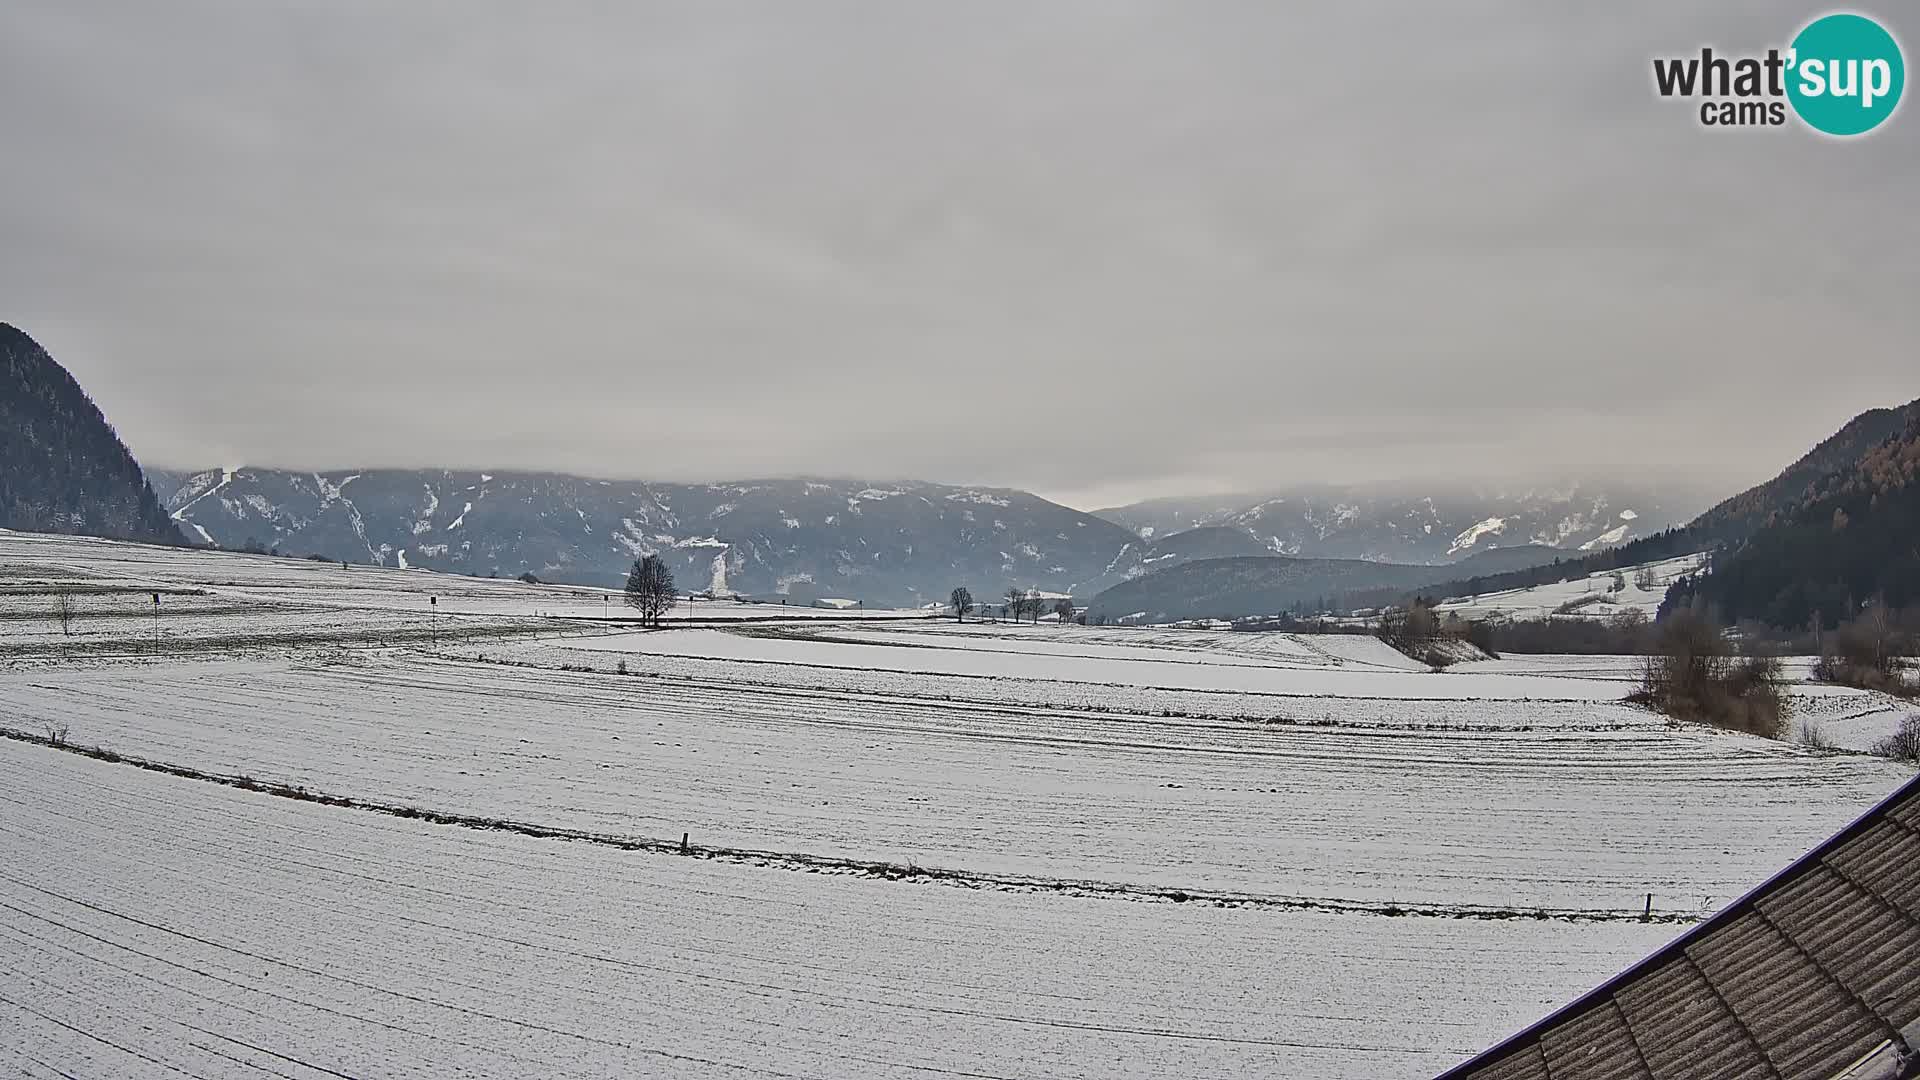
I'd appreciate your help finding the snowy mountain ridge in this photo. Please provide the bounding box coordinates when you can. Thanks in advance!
[1094,483,1711,565]
[153,467,1141,606]
[147,468,1707,607]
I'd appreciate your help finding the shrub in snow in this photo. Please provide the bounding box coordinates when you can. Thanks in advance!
[1627,610,1787,739]
[1795,720,1836,751]
[1871,716,1920,762]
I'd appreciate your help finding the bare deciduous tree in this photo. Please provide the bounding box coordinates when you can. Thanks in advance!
[1861,596,1898,673]
[625,555,677,627]
[1812,595,1917,696]
[949,587,974,622]
[1871,715,1920,762]
[1008,590,1042,623]
[55,592,74,636]
[1052,598,1074,625]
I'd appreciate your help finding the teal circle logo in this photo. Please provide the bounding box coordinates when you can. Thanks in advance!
[1787,13,1905,136]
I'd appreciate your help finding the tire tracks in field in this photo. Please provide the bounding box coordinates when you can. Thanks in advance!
[0,889,818,1080]
[743,625,1391,677]
[338,662,1648,772]
[0,727,1696,927]
[3,874,1446,1061]
[452,650,1658,736]
[539,642,1622,705]
[0,989,217,1080]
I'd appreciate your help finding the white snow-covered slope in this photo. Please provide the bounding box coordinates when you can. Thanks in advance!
[1435,553,1708,621]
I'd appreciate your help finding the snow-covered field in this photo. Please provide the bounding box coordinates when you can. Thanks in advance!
[553,626,1623,701]
[1788,683,1917,752]
[6,652,1900,911]
[1456,651,1913,753]
[496,634,1658,729]
[2,532,1914,1078]
[0,739,1675,1080]
[0,529,933,625]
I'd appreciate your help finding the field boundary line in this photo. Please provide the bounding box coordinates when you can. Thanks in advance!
[0,725,1697,926]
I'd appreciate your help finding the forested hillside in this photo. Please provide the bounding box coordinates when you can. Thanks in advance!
[1686,397,1919,544]
[1666,415,1920,628]
[0,323,183,544]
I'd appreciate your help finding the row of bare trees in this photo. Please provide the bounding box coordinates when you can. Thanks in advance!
[949,586,1073,625]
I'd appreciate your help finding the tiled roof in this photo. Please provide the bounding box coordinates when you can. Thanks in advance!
[1437,772,1920,1080]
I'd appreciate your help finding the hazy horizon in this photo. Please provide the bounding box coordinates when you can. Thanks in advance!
[6,3,1916,509]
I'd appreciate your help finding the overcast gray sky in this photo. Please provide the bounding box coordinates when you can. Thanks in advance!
[3,2,1915,508]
